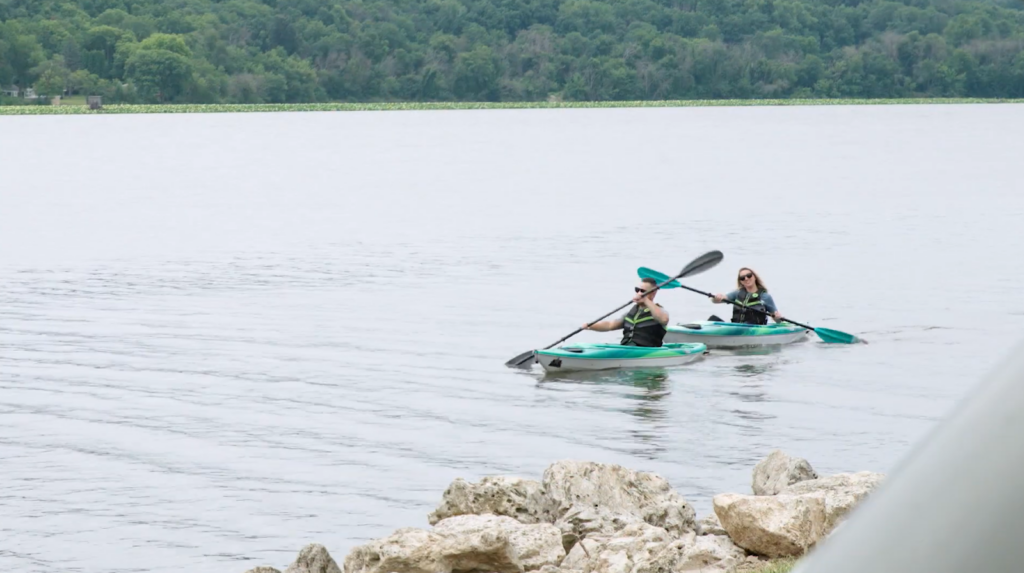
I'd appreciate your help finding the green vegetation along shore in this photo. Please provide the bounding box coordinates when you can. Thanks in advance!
[3,0,1024,106]
[2,97,1023,115]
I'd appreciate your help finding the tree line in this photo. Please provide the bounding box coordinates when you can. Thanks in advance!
[1,0,1024,104]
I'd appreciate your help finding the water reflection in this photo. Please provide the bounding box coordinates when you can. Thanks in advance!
[713,346,787,358]
[621,370,670,423]
[538,368,671,413]
[619,370,670,459]
[538,368,672,458]
[732,363,774,377]
[726,364,772,404]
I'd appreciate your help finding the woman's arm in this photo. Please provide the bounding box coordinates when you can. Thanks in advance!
[712,290,738,303]
[761,293,783,321]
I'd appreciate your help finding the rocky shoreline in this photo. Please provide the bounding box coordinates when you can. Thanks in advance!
[243,451,883,573]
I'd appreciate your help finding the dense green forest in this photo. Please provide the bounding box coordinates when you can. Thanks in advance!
[2,0,1024,104]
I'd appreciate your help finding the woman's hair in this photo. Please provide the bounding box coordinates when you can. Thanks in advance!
[736,267,768,292]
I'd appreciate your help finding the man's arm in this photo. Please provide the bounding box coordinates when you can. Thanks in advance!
[644,301,669,326]
[584,317,624,331]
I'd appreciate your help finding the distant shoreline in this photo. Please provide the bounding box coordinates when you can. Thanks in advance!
[3,98,1024,116]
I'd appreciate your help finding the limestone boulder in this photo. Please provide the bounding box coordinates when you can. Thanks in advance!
[537,566,574,573]
[542,461,696,540]
[344,529,447,573]
[562,522,745,573]
[245,568,283,573]
[751,450,818,496]
[429,476,555,525]
[433,515,566,571]
[731,555,774,572]
[433,523,524,573]
[561,522,685,573]
[286,544,343,573]
[552,505,641,551]
[713,492,827,558]
[343,515,564,573]
[780,471,884,532]
[676,534,747,571]
[696,513,726,536]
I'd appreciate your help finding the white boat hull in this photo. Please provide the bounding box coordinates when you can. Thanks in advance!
[535,352,705,372]
[664,330,808,348]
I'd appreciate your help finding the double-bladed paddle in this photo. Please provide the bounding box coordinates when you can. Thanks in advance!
[637,266,681,289]
[636,267,862,344]
[504,250,724,369]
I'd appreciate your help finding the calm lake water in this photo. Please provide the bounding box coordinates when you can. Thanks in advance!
[2,105,1023,573]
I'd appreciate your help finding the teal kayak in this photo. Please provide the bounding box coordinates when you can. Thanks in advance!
[664,321,809,349]
[534,342,707,372]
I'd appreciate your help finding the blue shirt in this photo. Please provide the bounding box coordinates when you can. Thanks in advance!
[726,289,778,313]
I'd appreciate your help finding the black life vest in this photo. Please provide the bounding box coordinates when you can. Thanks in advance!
[620,304,667,347]
[731,289,769,325]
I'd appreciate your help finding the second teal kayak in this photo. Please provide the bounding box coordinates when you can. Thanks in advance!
[665,321,809,348]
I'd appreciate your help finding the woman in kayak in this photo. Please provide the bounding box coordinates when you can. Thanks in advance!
[582,277,669,346]
[711,267,783,325]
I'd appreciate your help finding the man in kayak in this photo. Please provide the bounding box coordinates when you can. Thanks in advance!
[582,277,669,346]
[711,267,783,324]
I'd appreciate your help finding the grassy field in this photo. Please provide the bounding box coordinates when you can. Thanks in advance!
[1,97,1023,115]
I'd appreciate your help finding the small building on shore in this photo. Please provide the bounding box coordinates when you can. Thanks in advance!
[2,86,40,99]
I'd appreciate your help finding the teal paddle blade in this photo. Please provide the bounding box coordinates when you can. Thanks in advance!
[637,267,680,288]
[813,327,862,344]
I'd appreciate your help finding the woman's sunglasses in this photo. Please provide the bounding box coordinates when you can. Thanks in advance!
[739,273,754,281]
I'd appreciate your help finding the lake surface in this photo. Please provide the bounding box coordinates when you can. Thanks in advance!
[1,104,1022,573]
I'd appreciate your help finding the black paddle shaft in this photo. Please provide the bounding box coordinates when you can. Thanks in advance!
[503,274,681,368]
[674,283,816,332]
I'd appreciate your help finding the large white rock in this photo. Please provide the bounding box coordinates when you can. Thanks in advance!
[676,534,747,571]
[561,523,744,573]
[286,544,343,573]
[696,512,726,536]
[561,522,684,573]
[542,461,696,541]
[552,505,642,551]
[433,515,566,571]
[429,477,554,525]
[713,492,828,558]
[434,524,524,573]
[343,515,565,573]
[752,450,818,496]
[537,567,574,573]
[780,471,884,533]
[344,528,448,573]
